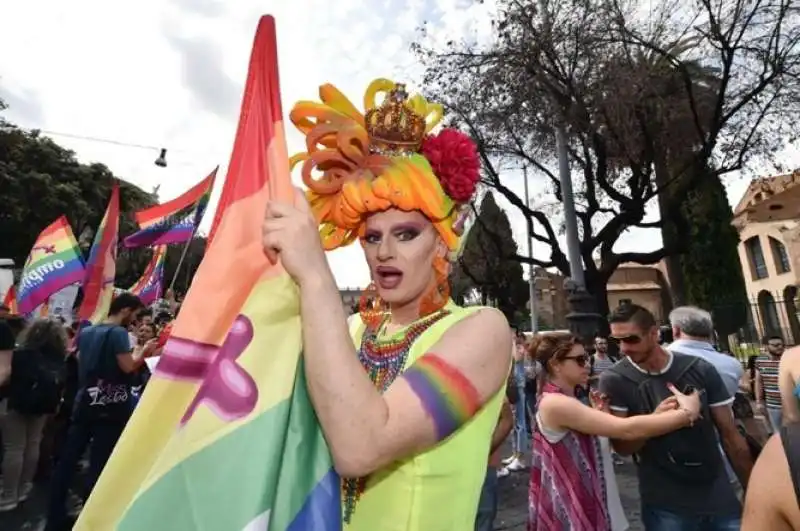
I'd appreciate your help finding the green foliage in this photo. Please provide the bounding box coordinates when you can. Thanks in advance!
[451,192,528,322]
[0,124,154,259]
[679,168,747,337]
[0,107,205,295]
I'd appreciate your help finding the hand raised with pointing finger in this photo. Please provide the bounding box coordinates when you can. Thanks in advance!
[666,383,702,421]
[262,188,329,287]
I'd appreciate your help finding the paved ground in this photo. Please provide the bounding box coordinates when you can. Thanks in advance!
[1,452,643,530]
[495,455,643,530]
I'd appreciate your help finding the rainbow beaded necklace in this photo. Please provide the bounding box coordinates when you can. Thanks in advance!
[342,309,451,523]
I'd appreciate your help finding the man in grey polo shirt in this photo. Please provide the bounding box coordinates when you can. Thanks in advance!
[668,306,746,501]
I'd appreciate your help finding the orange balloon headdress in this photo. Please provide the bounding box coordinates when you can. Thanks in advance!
[289,79,480,255]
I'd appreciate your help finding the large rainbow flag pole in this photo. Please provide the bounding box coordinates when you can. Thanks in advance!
[76,16,341,531]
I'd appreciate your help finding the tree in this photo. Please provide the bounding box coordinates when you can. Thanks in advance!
[452,192,529,323]
[679,162,748,345]
[0,102,156,282]
[415,0,800,316]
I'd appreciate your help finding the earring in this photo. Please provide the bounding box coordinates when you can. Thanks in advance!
[359,281,386,329]
[419,255,451,317]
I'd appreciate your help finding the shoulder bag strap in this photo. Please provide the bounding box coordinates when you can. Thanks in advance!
[82,327,115,383]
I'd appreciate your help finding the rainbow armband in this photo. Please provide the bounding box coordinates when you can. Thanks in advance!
[402,353,481,441]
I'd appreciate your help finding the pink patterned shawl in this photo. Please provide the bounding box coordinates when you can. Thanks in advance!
[527,382,610,531]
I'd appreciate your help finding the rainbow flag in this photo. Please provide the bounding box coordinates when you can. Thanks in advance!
[76,17,341,531]
[78,184,120,325]
[123,167,217,249]
[128,246,166,306]
[2,286,18,314]
[17,216,85,315]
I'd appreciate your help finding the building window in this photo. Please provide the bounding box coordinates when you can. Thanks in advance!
[745,236,769,280]
[769,237,791,274]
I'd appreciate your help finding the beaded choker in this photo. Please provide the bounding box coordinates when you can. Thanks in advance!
[342,309,451,523]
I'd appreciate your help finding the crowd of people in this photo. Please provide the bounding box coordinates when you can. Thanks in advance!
[2,296,798,530]
[2,78,800,531]
[0,294,178,529]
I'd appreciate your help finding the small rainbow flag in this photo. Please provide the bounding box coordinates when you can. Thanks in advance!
[78,184,120,326]
[76,17,341,531]
[2,286,18,314]
[17,216,85,315]
[128,245,166,306]
[123,168,217,249]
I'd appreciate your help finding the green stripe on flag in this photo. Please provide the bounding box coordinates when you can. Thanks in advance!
[118,357,334,531]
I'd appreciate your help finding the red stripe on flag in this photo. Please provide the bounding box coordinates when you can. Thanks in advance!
[38,215,72,239]
[208,16,284,246]
[78,184,120,321]
[135,167,217,227]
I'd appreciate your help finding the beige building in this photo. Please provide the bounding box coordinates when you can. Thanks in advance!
[531,268,569,330]
[732,171,800,343]
[606,261,672,322]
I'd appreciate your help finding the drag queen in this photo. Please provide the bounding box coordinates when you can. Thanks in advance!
[262,79,511,530]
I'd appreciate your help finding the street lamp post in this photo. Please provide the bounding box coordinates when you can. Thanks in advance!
[522,167,538,334]
[539,0,601,342]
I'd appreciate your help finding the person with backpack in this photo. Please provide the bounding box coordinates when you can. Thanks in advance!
[43,293,156,530]
[599,303,753,530]
[0,318,68,512]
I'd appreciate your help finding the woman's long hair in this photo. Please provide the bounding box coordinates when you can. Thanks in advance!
[17,318,68,356]
[528,332,580,398]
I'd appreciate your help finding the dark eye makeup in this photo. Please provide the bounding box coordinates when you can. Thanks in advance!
[363,224,423,244]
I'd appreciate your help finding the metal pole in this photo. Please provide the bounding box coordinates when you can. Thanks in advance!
[555,125,585,287]
[537,0,599,343]
[168,235,194,292]
[523,167,538,333]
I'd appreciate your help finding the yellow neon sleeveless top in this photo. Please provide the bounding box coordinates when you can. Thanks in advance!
[345,302,505,531]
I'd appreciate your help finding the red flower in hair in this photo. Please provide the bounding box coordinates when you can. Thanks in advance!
[421,128,480,203]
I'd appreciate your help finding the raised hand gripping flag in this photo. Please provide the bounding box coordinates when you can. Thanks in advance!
[123,167,217,249]
[76,16,341,531]
[128,245,166,306]
[78,184,120,325]
[17,216,85,315]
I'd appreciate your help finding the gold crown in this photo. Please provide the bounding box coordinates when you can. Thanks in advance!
[365,83,427,155]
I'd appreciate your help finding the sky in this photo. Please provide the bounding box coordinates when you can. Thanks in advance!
[0,0,795,288]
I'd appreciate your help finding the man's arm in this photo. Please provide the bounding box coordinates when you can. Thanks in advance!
[114,329,152,374]
[742,434,796,531]
[754,366,764,411]
[300,268,512,478]
[490,399,514,455]
[598,370,646,455]
[703,360,754,486]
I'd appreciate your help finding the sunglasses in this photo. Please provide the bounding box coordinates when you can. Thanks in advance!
[564,354,590,367]
[610,335,643,345]
[768,343,784,349]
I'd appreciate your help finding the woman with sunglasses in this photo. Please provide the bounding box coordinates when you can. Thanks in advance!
[528,332,702,531]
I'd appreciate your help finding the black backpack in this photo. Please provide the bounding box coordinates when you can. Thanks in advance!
[8,347,66,415]
[608,354,721,484]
